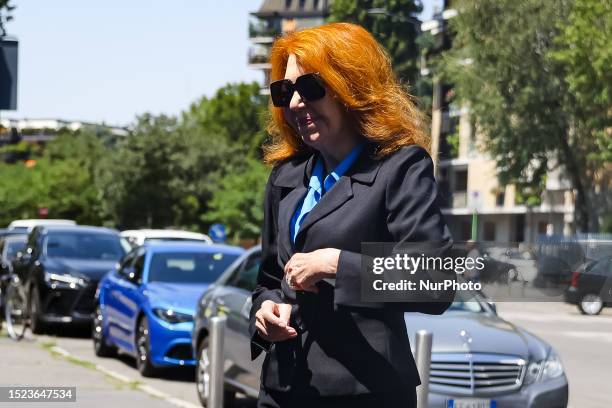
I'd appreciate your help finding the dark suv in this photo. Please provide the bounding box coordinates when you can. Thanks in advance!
[13,225,129,333]
[565,255,612,315]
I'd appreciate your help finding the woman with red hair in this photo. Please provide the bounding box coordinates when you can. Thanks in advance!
[250,22,455,408]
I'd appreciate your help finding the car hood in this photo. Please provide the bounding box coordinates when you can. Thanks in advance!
[406,312,538,359]
[145,282,210,314]
[45,258,118,281]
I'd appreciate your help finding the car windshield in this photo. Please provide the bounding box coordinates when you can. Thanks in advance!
[6,239,26,259]
[45,232,127,260]
[148,252,239,284]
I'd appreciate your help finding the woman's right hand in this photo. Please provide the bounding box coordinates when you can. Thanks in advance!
[255,300,297,342]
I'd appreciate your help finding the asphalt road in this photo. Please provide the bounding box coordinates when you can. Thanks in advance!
[1,302,610,408]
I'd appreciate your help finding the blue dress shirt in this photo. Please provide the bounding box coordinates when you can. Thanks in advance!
[290,143,365,243]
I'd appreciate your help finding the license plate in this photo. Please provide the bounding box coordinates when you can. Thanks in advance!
[447,399,496,408]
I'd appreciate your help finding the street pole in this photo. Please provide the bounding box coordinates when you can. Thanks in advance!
[415,330,433,408]
[208,316,226,408]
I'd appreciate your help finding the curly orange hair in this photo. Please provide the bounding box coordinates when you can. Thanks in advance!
[263,22,430,165]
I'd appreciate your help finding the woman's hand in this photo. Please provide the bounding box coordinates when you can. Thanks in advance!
[255,300,297,342]
[284,248,340,293]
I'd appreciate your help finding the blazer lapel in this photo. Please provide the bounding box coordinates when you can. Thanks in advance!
[294,176,353,243]
[278,184,307,261]
[294,143,383,244]
[274,154,315,263]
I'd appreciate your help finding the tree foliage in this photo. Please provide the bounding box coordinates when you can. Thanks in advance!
[182,82,269,156]
[0,130,105,226]
[0,81,271,241]
[550,0,612,167]
[203,158,268,243]
[96,82,270,235]
[442,0,609,232]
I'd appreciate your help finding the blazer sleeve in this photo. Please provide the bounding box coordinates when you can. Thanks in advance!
[249,166,285,359]
[334,146,456,314]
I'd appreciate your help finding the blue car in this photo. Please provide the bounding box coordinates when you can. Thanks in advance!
[92,241,244,376]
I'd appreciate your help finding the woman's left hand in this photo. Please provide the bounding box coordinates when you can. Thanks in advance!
[284,248,341,293]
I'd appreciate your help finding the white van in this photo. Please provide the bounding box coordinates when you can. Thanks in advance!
[120,229,212,247]
[7,219,77,233]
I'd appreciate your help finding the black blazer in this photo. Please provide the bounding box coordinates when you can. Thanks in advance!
[249,143,456,397]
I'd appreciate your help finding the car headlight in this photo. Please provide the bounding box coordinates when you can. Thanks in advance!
[153,308,193,324]
[44,271,88,289]
[525,350,564,384]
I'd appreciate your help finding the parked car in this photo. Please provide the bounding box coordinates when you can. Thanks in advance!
[0,234,27,330]
[13,225,129,333]
[193,246,568,408]
[120,229,212,248]
[565,255,612,315]
[93,242,244,377]
[7,219,77,233]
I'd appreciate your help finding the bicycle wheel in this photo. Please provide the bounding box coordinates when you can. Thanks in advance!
[5,278,28,340]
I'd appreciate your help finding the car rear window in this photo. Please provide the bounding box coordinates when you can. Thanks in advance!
[45,232,126,260]
[148,252,239,284]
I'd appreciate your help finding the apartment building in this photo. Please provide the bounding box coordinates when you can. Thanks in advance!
[248,0,331,94]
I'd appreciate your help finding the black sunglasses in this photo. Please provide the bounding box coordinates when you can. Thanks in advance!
[269,73,326,107]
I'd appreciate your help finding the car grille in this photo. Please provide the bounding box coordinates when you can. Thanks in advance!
[429,353,526,396]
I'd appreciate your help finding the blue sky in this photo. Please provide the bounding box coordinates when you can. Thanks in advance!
[2,0,441,126]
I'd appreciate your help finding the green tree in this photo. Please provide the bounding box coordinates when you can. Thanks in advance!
[203,158,269,243]
[442,0,608,232]
[0,162,43,226]
[182,82,269,157]
[97,113,237,231]
[0,130,106,226]
[550,0,611,222]
[328,0,424,99]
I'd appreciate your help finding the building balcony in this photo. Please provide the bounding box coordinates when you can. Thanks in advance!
[248,45,271,69]
[249,20,281,43]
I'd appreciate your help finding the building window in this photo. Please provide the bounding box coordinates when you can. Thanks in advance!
[538,221,548,236]
[299,0,306,9]
[313,0,320,9]
[454,169,468,192]
[285,0,292,9]
[438,168,451,208]
[484,222,496,242]
[460,221,472,241]
[495,190,505,207]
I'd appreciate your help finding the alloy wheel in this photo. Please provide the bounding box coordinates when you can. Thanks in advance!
[580,294,603,315]
[196,341,211,405]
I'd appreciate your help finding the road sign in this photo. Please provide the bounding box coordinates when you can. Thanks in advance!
[468,190,483,212]
[209,223,226,243]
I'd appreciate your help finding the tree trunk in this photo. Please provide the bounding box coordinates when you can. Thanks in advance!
[556,127,591,233]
